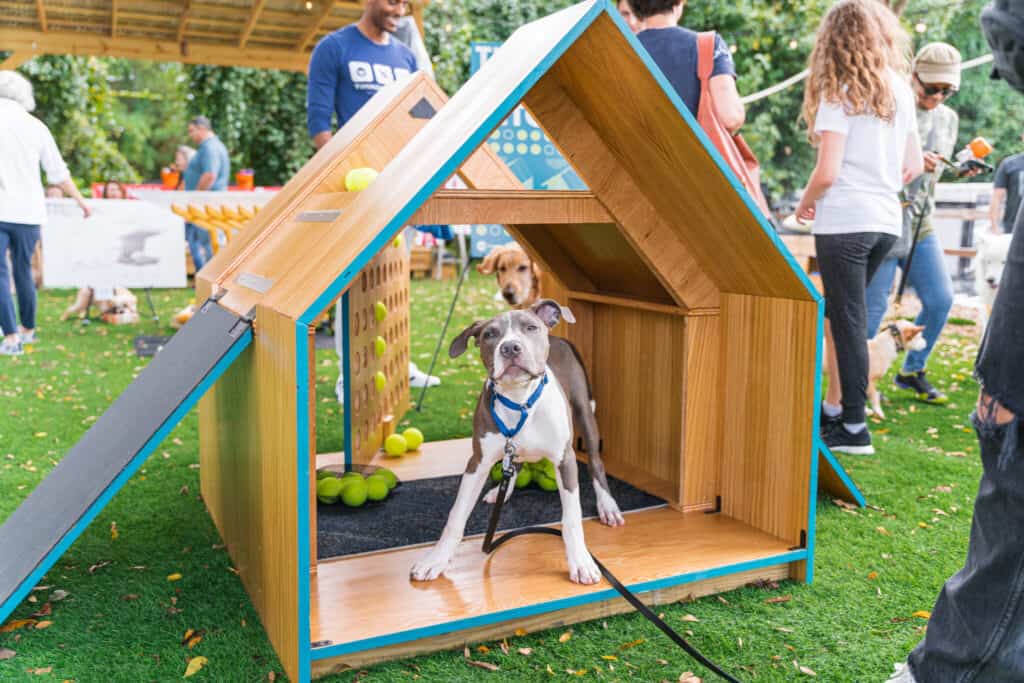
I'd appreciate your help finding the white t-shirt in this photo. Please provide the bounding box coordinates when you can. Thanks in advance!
[812,70,917,237]
[0,98,71,226]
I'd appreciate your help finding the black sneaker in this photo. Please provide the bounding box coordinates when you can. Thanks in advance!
[822,420,875,455]
[820,405,841,429]
[894,371,948,405]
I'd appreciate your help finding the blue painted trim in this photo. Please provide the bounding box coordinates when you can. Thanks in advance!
[0,328,252,626]
[602,5,821,305]
[296,0,607,326]
[342,293,352,471]
[295,321,312,683]
[805,297,825,584]
[309,549,807,660]
[817,439,867,509]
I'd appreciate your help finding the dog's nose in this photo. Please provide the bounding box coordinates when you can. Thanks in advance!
[500,340,522,358]
[502,287,516,301]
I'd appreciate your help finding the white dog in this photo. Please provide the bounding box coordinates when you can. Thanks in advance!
[974,232,1013,333]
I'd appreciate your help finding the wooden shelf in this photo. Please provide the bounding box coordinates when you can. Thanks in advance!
[310,507,797,664]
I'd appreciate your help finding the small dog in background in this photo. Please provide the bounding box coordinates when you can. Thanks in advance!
[974,231,1012,333]
[477,243,542,308]
[866,319,926,419]
[61,287,139,325]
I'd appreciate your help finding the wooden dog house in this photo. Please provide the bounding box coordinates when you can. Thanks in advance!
[0,2,863,681]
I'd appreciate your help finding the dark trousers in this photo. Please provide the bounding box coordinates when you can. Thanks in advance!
[909,414,1024,681]
[815,231,896,424]
[0,221,41,336]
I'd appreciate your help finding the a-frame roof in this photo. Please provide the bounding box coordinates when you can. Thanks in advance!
[216,0,819,324]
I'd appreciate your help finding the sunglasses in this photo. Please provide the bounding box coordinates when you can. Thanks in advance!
[916,76,957,98]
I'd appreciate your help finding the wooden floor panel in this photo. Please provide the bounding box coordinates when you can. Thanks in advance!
[316,437,471,482]
[311,507,794,650]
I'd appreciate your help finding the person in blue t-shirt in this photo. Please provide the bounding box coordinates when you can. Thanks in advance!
[307,0,418,150]
[628,0,745,134]
[182,115,231,271]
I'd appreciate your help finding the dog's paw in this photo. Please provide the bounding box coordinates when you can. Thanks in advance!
[596,489,625,527]
[410,550,452,582]
[568,551,602,585]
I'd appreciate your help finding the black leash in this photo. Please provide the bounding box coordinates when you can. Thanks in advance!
[415,257,471,412]
[481,462,742,683]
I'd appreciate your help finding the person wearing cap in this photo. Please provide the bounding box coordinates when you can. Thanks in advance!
[865,42,970,407]
[182,115,230,272]
[990,131,1024,234]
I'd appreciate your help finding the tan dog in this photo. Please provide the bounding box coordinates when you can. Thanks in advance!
[61,287,139,325]
[477,243,542,308]
[866,319,926,419]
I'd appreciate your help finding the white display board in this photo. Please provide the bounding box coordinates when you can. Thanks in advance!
[41,199,186,289]
[131,189,276,211]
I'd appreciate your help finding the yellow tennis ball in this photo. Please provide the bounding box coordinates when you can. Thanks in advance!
[374,301,388,322]
[374,336,387,358]
[341,479,368,507]
[374,467,398,490]
[535,472,558,492]
[374,371,386,392]
[344,167,378,192]
[366,475,390,501]
[514,467,533,489]
[384,433,407,456]
[392,234,404,248]
[316,477,344,504]
[402,427,424,451]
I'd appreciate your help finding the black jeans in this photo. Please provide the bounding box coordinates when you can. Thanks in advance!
[815,231,897,424]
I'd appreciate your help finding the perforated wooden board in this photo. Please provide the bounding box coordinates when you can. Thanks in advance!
[346,241,411,466]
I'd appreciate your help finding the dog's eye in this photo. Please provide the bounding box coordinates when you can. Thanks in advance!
[517,265,529,272]
[482,328,496,339]
[526,324,539,333]
[498,266,506,272]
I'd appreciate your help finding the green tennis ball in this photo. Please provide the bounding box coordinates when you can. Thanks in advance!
[316,469,334,481]
[341,479,368,507]
[344,167,378,192]
[538,458,556,477]
[515,467,533,489]
[392,234,404,248]
[374,301,388,322]
[490,462,503,483]
[316,477,344,504]
[374,371,387,392]
[366,476,389,501]
[374,467,398,490]
[374,336,387,358]
[384,433,407,457]
[535,472,558,492]
[402,427,424,451]
[341,471,364,481]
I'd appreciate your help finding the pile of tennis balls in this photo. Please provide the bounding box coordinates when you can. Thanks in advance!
[316,467,398,507]
[490,458,558,491]
[383,427,424,457]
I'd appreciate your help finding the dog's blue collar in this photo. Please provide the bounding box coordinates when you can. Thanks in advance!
[488,373,549,440]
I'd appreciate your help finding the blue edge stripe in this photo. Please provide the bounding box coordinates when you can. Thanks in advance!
[292,0,853,670]
[0,326,253,628]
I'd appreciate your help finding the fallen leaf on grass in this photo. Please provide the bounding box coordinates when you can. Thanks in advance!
[517,648,532,656]
[167,573,183,582]
[601,655,618,661]
[876,527,891,536]
[110,522,118,540]
[558,630,572,643]
[465,658,499,672]
[31,603,51,617]
[88,561,111,574]
[765,595,792,604]
[49,590,68,603]
[679,673,703,683]
[0,648,15,660]
[934,485,953,493]
[775,627,794,633]
[29,666,52,674]
[514,628,527,636]
[681,614,700,622]
[267,672,276,681]
[0,619,35,633]
[831,498,857,510]
[913,611,931,620]
[945,451,967,458]
[121,594,139,601]
[796,663,817,676]
[476,645,489,654]
[619,638,645,650]
[867,572,879,580]
[184,656,208,677]
[500,639,509,655]
[34,621,52,630]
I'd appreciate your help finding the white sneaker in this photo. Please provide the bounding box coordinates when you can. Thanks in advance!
[0,339,24,356]
[408,361,440,389]
[19,329,36,345]
[886,662,916,683]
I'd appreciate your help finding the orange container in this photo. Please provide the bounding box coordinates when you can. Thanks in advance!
[235,170,255,190]
[161,168,180,189]
[968,137,994,159]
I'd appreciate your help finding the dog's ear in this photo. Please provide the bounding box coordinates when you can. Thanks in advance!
[531,299,575,328]
[531,260,542,288]
[476,247,504,275]
[903,324,925,342]
[449,320,487,358]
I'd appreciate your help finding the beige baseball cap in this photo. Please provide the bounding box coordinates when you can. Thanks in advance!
[914,42,962,88]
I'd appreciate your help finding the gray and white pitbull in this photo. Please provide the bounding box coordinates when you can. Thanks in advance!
[409,299,623,585]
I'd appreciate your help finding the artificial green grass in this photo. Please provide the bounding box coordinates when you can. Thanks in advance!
[0,274,986,681]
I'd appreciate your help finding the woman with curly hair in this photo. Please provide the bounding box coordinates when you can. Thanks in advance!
[795,0,923,454]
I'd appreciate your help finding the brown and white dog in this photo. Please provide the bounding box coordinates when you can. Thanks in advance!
[866,319,926,419]
[410,300,623,585]
[60,287,139,325]
[477,243,542,308]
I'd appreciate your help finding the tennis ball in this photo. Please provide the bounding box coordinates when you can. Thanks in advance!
[515,467,533,489]
[384,433,407,457]
[316,477,344,504]
[490,462,503,483]
[374,467,398,490]
[374,336,387,357]
[392,234,404,248]
[535,472,558,492]
[341,471,364,481]
[374,301,388,321]
[316,469,334,481]
[402,427,424,451]
[374,371,386,392]
[341,479,368,507]
[366,475,389,501]
[538,458,556,477]
[344,167,378,192]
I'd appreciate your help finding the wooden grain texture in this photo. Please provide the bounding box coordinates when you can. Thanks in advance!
[718,294,817,563]
[410,189,612,225]
[198,305,301,680]
[317,438,475,482]
[535,12,813,302]
[682,313,723,510]
[310,507,793,653]
[346,245,411,465]
[589,306,685,504]
[312,563,789,676]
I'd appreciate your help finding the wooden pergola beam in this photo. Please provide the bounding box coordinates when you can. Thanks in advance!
[177,0,192,43]
[35,0,47,31]
[111,0,118,37]
[297,0,336,51]
[238,0,267,48]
